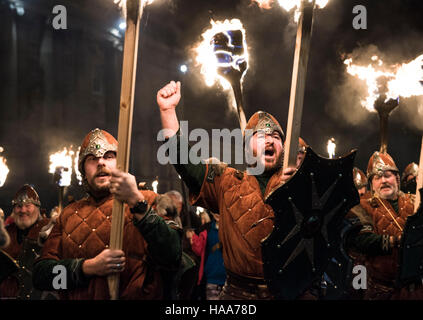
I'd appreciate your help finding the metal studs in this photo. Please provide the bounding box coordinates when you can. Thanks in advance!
[278,269,283,274]
[79,245,82,248]
[277,244,281,249]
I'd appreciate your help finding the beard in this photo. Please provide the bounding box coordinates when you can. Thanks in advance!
[376,183,399,200]
[13,209,40,230]
[85,167,112,200]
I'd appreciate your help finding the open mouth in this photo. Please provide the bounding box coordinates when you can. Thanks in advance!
[265,149,275,157]
[96,172,110,178]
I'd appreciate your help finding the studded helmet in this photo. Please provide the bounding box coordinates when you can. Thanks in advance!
[366,151,399,181]
[12,184,41,207]
[244,111,284,142]
[78,128,118,175]
[401,162,419,185]
[353,167,368,189]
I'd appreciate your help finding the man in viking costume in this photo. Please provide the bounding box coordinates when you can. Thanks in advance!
[353,167,368,197]
[347,151,422,299]
[401,162,418,195]
[33,128,181,299]
[156,81,318,300]
[0,185,51,299]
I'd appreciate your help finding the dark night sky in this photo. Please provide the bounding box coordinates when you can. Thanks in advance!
[1,0,423,215]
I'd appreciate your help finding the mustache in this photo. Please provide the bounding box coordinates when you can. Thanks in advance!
[95,168,112,178]
[380,184,392,189]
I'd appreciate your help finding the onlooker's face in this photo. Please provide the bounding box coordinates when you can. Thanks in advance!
[249,131,284,172]
[84,151,117,196]
[371,170,399,200]
[13,203,40,230]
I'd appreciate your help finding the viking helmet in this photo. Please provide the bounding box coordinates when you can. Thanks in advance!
[78,128,118,175]
[401,162,418,185]
[244,111,284,141]
[353,167,368,189]
[12,184,41,207]
[366,151,399,181]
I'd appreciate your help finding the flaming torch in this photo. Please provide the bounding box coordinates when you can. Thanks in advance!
[109,0,155,300]
[344,54,423,153]
[152,178,158,193]
[251,0,329,167]
[195,19,249,132]
[0,147,10,188]
[327,137,336,159]
[49,147,75,213]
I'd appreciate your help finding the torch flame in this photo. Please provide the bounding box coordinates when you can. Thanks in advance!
[196,206,204,216]
[344,54,423,112]
[0,147,9,187]
[49,147,75,187]
[152,179,159,193]
[74,147,83,185]
[194,19,249,94]
[252,0,329,22]
[327,138,336,159]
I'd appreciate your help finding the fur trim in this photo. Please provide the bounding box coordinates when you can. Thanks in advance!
[204,157,228,176]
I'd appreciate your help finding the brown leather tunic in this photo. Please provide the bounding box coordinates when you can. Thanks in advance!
[40,191,161,300]
[0,218,49,299]
[359,192,414,284]
[190,163,284,279]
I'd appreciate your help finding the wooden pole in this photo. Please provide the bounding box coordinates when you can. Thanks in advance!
[231,80,247,133]
[415,136,423,212]
[108,0,143,300]
[283,0,315,169]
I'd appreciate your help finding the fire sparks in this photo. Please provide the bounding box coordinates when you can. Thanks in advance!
[252,0,329,21]
[194,19,249,94]
[344,54,423,112]
[0,147,9,187]
[49,147,75,187]
[327,138,336,159]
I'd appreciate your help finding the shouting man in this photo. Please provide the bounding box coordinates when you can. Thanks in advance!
[156,81,312,300]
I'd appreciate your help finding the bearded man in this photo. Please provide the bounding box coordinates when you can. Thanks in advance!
[0,185,50,299]
[33,128,181,299]
[347,151,422,299]
[156,81,315,300]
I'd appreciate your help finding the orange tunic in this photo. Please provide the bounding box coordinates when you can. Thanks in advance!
[359,192,414,284]
[39,191,162,300]
[191,163,284,279]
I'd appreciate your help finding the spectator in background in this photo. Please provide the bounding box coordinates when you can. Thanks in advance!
[187,210,226,300]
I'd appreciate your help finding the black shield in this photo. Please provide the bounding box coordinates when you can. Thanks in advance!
[398,188,423,286]
[261,147,360,300]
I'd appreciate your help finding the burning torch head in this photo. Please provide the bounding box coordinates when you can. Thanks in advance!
[11,184,41,207]
[212,29,248,85]
[78,128,118,176]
